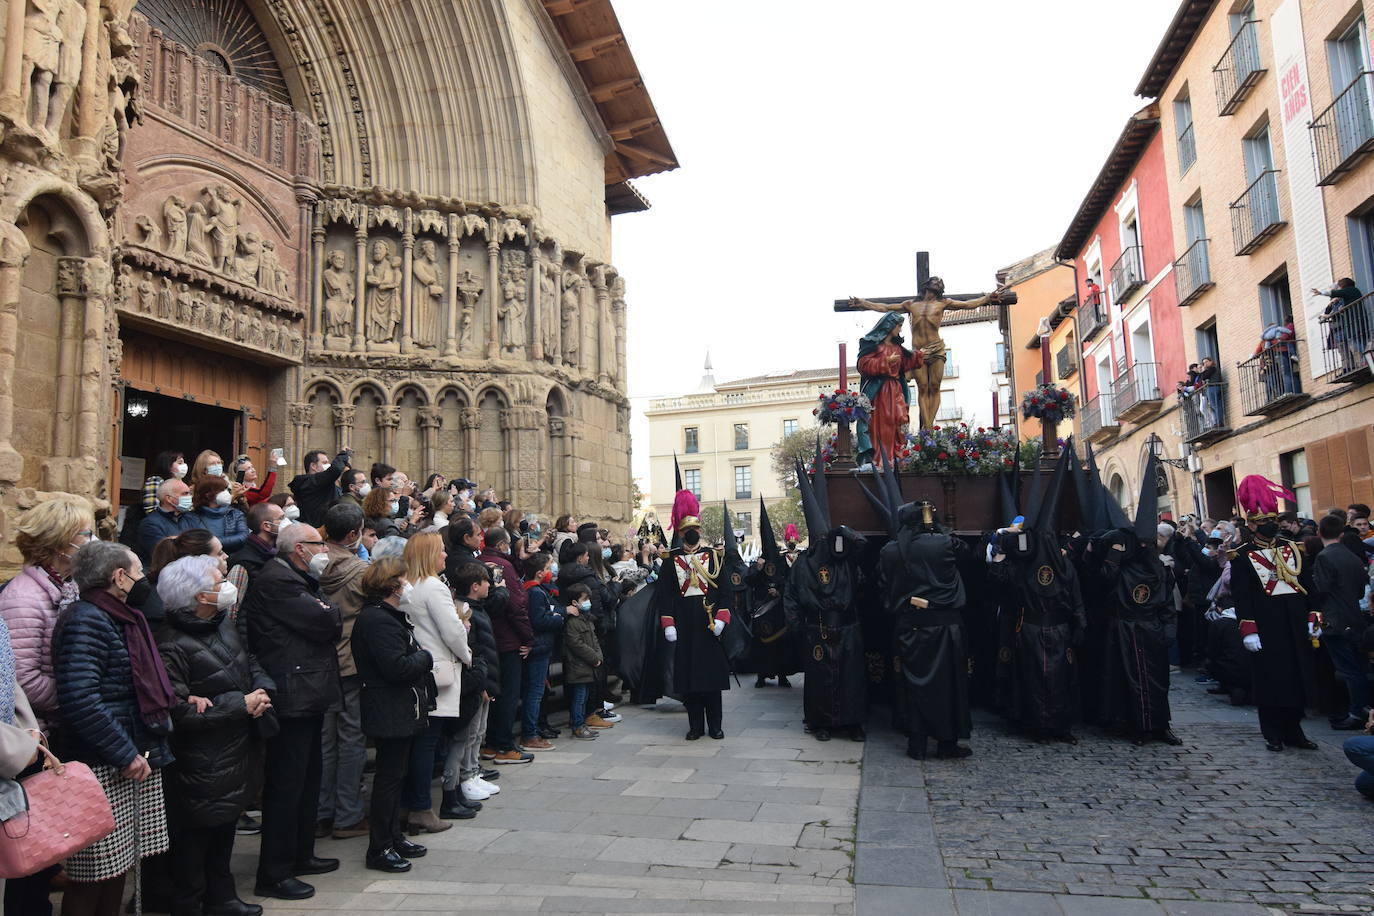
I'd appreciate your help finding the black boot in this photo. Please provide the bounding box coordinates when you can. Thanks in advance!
[849,725,866,742]
[935,741,972,759]
[777,675,792,688]
[755,675,767,688]
[906,735,926,760]
[440,789,476,819]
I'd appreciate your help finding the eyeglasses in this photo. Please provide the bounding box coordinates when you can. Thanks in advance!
[301,541,326,546]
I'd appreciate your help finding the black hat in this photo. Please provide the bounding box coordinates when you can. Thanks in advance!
[758,497,782,565]
[576,522,599,541]
[721,502,742,562]
[1068,445,1093,533]
[1134,452,1160,541]
[795,457,830,542]
[1028,447,1071,532]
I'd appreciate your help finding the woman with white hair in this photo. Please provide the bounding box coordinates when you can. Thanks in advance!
[156,555,275,916]
[54,541,175,915]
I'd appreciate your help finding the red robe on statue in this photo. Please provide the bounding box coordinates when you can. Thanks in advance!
[858,343,923,461]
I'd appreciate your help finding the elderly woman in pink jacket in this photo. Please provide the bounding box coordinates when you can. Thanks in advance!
[0,494,95,729]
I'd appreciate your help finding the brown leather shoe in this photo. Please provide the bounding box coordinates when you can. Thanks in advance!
[519,736,555,751]
[331,818,369,839]
[491,749,534,765]
[585,714,615,729]
[406,809,452,834]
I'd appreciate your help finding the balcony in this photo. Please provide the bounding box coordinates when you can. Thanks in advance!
[935,405,964,422]
[1181,382,1231,446]
[1311,71,1374,185]
[1237,340,1311,416]
[1229,169,1284,255]
[943,362,960,379]
[1081,393,1120,444]
[1173,238,1214,306]
[1178,121,1197,174]
[1112,362,1163,423]
[1213,20,1266,116]
[1317,291,1374,383]
[1055,345,1076,379]
[1109,245,1145,303]
[990,358,1007,375]
[1077,293,1109,343]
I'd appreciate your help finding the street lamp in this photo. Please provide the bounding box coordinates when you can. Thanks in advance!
[989,378,1001,428]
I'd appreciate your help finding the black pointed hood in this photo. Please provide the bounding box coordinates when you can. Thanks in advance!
[758,497,782,566]
[1023,458,1046,528]
[674,453,683,492]
[1068,445,1092,533]
[1085,442,1127,530]
[1028,448,1071,532]
[812,437,831,529]
[999,470,1019,526]
[721,502,742,563]
[857,477,897,538]
[1135,451,1160,541]
[795,459,830,542]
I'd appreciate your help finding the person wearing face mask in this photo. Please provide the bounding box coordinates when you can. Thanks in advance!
[314,502,373,840]
[240,523,343,901]
[561,584,601,741]
[340,469,370,510]
[138,478,202,563]
[363,484,408,541]
[287,448,352,528]
[119,450,186,551]
[192,477,250,553]
[155,555,273,916]
[268,493,302,526]
[350,558,435,873]
[53,542,176,915]
[235,454,278,509]
[518,552,565,751]
[477,527,534,763]
[228,502,286,584]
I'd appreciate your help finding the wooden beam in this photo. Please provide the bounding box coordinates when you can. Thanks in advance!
[608,117,659,140]
[617,141,673,167]
[543,0,597,16]
[567,33,623,61]
[590,76,641,102]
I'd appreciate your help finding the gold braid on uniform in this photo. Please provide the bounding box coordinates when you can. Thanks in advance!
[686,548,721,630]
[1253,533,1307,595]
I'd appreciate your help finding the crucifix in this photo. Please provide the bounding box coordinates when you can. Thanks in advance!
[833,251,1015,437]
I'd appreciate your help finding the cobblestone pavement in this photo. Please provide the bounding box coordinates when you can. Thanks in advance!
[855,675,1374,916]
[233,681,858,914]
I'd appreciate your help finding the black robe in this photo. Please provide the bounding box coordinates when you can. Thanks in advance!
[1230,539,1316,710]
[990,532,1086,732]
[879,526,971,743]
[653,546,731,695]
[1096,531,1174,733]
[744,560,799,677]
[784,540,867,728]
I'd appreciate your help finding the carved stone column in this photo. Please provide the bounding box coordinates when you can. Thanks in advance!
[419,406,442,479]
[0,225,31,483]
[376,405,400,465]
[399,209,414,354]
[332,404,356,452]
[611,276,627,393]
[486,226,500,360]
[74,0,104,147]
[460,407,481,482]
[443,214,460,358]
[306,192,325,350]
[52,258,88,463]
[593,266,611,385]
[287,402,314,455]
[528,248,543,363]
[546,416,565,516]
[74,257,109,479]
[351,207,368,352]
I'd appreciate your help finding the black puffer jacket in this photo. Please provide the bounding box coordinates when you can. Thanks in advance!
[464,597,500,699]
[53,599,174,770]
[352,600,434,739]
[157,607,275,826]
[243,557,342,717]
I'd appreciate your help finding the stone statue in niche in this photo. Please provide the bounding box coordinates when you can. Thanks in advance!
[137,276,153,314]
[234,307,249,343]
[456,269,483,353]
[410,239,442,349]
[22,0,84,136]
[206,184,241,274]
[540,261,559,363]
[265,315,279,351]
[236,231,262,286]
[185,201,214,268]
[219,300,236,337]
[259,239,286,297]
[207,296,221,332]
[365,239,402,343]
[322,249,354,339]
[175,283,192,323]
[105,17,140,164]
[499,252,528,356]
[251,312,264,348]
[190,292,205,327]
[115,263,134,308]
[133,214,162,249]
[561,269,581,368]
[162,196,188,258]
[156,277,174,320]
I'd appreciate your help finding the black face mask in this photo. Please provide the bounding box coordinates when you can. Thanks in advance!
[1256,521,1280,539]
[125,576,153,608]
[683,530,700,547]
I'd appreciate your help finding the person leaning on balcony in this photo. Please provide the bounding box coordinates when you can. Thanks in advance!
[1084,277,1103,308]
[1196,357,1221,426]
[1314,278,1365,368]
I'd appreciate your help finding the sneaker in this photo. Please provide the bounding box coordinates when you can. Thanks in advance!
[236,814,262,835]
[519,736,555,751]
[331,818,369,839]
[571,725,598,740]
[479,746,497,761]
[492,749,534,765]
[538,725,560,739]
[460,777,492,801]
[599,711,623,723]
[475,776,501,795]
[480,768,499,781]
[602,700,617,713]
[585,714,614,729]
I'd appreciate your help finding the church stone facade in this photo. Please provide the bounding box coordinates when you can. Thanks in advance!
[0,0,673,561]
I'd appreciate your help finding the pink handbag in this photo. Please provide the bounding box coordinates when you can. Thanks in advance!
[0,745,115,878]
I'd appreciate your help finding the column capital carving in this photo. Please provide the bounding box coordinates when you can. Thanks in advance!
[376,406,401,429]
[332,405,356,427]
[460,407,481,430]
[418,405,442,428]
[287,402,314,426]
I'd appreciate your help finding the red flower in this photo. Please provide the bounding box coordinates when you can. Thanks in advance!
[970,451,981,459]
[1003,457,1013,465]
[956,448,966,457]
[912,444,921,452]
[812,408,818,415]
[932,425,941,431]
[937,452,948,460]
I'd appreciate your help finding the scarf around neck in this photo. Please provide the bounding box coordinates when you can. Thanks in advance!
[81,588,178,730]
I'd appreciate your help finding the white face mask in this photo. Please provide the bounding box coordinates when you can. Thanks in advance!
[171,462,188,479]
[318,461,331,473]
[307,550,330,576]
[389,500,400,515]
[357,482,372,498]
[176,494,194,512]
[284,504,300,520]
[214,489,232,507]
[401,582,414,602]
[215,581,238,610]
[207,463,224,477]
[277,518,294,530]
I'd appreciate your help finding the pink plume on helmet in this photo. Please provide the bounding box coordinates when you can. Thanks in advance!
[784,523,800,541]
[1236,474,1295,519]
[670,488,700,532]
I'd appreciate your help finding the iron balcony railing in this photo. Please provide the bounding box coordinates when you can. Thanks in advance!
[1230,169,1284,255]
[1173,238,1213,306]
[1078,292,1109,342]
[1055,345,1076,379]
[1311,70,1374,185]
[1112,361,1162,420]
[1178,121,1197,174]
[1081,393,1118,441]
[935,405,963,422]
[1238,339,1307,415]
[1109,245,1145,303]
[1317,291,1374,382]
[1180,381,1230,444]
[1213,20,1266,115]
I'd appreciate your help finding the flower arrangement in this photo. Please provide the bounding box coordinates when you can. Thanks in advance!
[810,424,1042,477]
[1021,384,1076,423]
[814,388,872,425]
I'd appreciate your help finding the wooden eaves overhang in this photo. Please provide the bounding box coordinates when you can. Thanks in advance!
[1053,104,1160,263]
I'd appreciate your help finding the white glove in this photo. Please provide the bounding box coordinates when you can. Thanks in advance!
[1307,621,1322,639]
[1243,633,1262,653]
[664,626,677,643]
[711,620,725,637]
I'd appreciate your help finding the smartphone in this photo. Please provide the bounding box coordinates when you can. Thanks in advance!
[270,447,285,467]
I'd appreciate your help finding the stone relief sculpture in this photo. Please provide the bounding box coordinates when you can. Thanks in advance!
[207,184,241,274]
[411,239,442,349]
[137,277,154,314]
[500,250,527,356]
[162,196,188,257]
[560,268,581,368]
[456,269,483,353]
[156,277,174,319]
[185,201,213,268]
[540,261,559,364]
[259,239,287,296]
[236,231,262,286]
[22,0,85,135]
[610,274,626,381]
[322,249,354,339]
[365,238,402,343]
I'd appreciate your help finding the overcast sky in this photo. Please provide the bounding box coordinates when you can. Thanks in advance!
[612,0,1182,490]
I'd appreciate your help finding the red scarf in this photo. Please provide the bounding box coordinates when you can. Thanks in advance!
[81,588,178,730]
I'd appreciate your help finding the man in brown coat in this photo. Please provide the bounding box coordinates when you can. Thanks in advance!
[317,502,370,838]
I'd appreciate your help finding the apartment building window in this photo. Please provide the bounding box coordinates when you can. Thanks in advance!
[736,511,753,537]
[1259,268,1293,326]
[935,390,961,422]
[683,468,701,499]
[782,418,798,438]
[684,427,699,454]
[943,349,958,378]
[1350,208,1374,294]
[734,424,749,450]
[1280,449,1312,519]
[734,466,752,499]
[993,341,1007,373]
[1196,322,1220,363]
[1175,91,1196,174]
